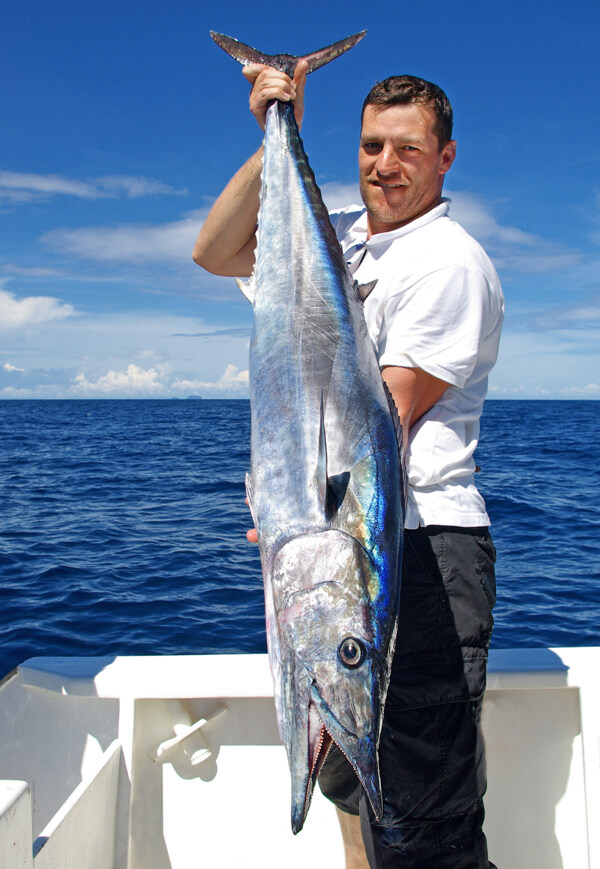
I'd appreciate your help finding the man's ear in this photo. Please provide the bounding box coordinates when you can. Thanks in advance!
[440,140,456,175]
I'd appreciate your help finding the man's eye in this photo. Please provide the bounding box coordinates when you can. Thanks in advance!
[403,145,419,152]
[362,142,381,152]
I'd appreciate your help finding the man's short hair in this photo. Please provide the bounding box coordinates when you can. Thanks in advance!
[361,76,453,150]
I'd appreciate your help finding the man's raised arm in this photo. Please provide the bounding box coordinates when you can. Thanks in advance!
[192,62,307,278]
[192,148,263,277]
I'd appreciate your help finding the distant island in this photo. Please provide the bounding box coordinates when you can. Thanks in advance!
[185,395,204,400]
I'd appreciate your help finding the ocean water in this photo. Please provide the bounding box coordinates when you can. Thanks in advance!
[0,399,598,678]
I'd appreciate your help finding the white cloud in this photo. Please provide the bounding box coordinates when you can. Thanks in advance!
[1,386,37,397]
[321,182,361,210]
[488,383,551,397]
[93,176,188,198]
[0,382,75,399]
[0,286,76,330]
[3,362,25,374]
[0,172,96,201]
[0,171,187,203]
[1,264,66,277]
[447,192,536,245]
[72,364,168,397]
[526,295,600,330]
[69,362,249,399]
[172,363,249,395]
[560,382,600,396]
[43,209,206,265]
[445,191,581,273]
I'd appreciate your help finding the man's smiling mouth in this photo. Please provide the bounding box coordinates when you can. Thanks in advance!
[373,181,405,189]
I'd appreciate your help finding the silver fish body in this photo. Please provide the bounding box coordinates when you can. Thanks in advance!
[211,31,404,833]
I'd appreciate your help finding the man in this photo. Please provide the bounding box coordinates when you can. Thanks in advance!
[194,62,503,869]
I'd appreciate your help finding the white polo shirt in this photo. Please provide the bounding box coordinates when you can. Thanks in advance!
[330,200,504,529]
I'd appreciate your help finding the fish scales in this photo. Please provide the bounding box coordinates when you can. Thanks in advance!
[211,31,404,834]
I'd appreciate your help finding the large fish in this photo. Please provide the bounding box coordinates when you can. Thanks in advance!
[211,30,404,833]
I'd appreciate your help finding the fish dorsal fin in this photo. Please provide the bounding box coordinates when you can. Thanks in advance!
[316,393,328,516]
[235,276,255,305]
[210,31,366,78]
[356,279,377,303]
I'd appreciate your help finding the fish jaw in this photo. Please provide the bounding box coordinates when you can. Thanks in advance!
[288,686,334,834]
[267,530,392,832]
[310,680,383,820]
[286,666,384,834]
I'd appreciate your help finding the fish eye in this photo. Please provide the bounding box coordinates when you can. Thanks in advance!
[338,637,366,669]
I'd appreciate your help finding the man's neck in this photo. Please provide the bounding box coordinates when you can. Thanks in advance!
[366,194,444,239]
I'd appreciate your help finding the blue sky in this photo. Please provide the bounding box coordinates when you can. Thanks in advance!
[1,0,599,399]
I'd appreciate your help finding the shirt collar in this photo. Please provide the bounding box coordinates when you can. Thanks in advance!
[349,198,450,249]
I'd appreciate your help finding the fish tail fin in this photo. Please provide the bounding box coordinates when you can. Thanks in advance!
[210,32,275,68]
[295,31,366,75]
[210,31,366,77]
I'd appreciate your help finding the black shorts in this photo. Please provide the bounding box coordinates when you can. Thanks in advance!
[318,525,497,869]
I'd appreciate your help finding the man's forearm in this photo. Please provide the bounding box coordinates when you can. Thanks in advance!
[382,365,449,451]
[192,147,263,277]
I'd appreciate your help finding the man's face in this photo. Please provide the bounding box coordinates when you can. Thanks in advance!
[359,103,456,236]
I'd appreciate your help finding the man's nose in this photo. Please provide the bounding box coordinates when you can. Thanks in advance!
[375,145,399,176]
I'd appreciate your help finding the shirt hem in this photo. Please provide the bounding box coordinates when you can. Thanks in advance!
[404,511,491,530]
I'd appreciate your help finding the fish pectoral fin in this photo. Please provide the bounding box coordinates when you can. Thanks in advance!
[356,279,377,302]
[235,277,255,305]
[327,472,350,517]
[316,394,350,520]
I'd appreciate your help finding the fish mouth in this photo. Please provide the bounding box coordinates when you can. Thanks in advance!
[290,692,333,835]
[307,711,334,815]
[290,680,383,834]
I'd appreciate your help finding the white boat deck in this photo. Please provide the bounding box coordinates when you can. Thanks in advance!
[0,648,598,868]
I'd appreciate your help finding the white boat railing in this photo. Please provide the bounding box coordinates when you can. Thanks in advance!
[0,648,598,868]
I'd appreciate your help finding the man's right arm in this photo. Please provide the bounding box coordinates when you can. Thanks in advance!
[192,148,263,277]
[192,62,307,278]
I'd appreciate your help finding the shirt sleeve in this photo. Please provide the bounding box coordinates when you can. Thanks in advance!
[377,266,496,388]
